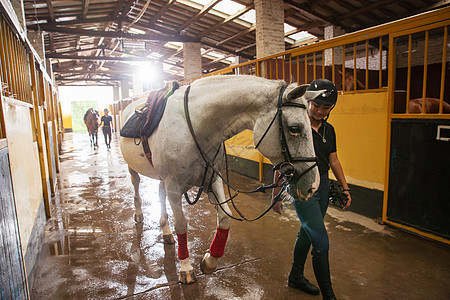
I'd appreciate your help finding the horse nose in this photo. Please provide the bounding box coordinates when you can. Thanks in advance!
[309,168,320,195]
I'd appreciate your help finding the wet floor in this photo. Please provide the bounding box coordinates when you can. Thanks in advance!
[31,132,450,300]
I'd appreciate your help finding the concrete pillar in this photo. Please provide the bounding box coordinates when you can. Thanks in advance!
[254,0,285,59]
[10,0,26,30]
[113,86,120,101]
[183,42,202,81]
[152,62,164,89]
[132,74,144,96]
[324,25,346,66]
[27,31,45,64]
[121,80,130,99]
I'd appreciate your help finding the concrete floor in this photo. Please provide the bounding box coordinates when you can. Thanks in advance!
[31,132,450,300]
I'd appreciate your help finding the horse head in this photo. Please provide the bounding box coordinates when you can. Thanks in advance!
[253,82,320,202]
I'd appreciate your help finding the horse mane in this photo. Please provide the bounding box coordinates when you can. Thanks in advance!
[193,74,285,86]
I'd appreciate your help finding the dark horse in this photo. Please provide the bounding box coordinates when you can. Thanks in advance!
[84,108,100,148]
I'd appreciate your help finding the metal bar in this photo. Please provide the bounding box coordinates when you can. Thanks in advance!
[421,30,429,113]
[379,37,383,89]
[268,60,272,79]
[28,54,51,213]
[50,90,60,172]
[322,50,325,79]
[276,57,279,79]
[365,40,369,89]
[332,47,335,83]
[406,34,412,114]
[0,19,10,99]
[3,24,14,97]
[353,43,357,91]
[304,54,307,83]
[342,45,346,91]
[439,26,448,114]
[313,52,316,80]
[382,33,397,223]
[287,55,291,82]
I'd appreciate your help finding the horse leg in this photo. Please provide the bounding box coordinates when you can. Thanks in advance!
[201,176,232,274]
[165,179,197,284]
[159,181,175,244]
[129,167,144,223]
[94,131,98,148]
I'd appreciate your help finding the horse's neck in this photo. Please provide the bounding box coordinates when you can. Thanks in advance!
[190,77,278,143]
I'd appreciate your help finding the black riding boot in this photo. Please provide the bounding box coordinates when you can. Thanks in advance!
[288,236,320,295]
[312,249,337,300]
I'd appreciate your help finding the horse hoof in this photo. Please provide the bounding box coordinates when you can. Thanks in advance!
[200,253,217,274]
[179,269,197,284]
[134,214,144,223]
[163,234,175,244]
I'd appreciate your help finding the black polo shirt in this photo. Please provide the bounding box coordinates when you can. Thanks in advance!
[312,121,337,176]
[101,115,113,127]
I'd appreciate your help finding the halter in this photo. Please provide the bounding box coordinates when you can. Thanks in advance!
[183,84,317,221]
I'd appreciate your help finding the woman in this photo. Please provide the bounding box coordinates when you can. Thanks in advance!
[273,79,352,300]
[100,108,113,149]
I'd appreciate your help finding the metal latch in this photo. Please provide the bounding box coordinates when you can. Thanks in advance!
[436,125,450,141]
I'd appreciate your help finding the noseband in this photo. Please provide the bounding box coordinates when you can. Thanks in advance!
[254,85,318,182]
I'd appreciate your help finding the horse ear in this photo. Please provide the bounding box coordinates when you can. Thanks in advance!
[287,84,309,101]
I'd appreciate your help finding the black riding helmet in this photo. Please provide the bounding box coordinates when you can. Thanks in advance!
[307,79,338,105]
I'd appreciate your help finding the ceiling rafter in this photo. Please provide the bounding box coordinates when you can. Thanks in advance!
[22,0,448,84]
[28,24,198,43]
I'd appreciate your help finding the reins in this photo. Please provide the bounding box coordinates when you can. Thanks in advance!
[183,84,317,221]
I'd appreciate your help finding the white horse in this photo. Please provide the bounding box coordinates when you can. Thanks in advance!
[120,75,320,284]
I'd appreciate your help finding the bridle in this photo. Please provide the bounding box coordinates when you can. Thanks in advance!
[183,84,317,221]
[254,84,318,184]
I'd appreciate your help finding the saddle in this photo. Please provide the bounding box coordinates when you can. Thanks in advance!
[120,81,180,139]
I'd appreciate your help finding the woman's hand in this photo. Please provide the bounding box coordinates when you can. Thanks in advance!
[342,191,352,210]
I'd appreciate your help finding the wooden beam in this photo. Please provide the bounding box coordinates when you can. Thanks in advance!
[148,0,178,27]
[46,54,155,61]
[82,0,91,18]
[197,3,254,38]
[28,24,198,42]
[176,0,221,33]
[53,69,132,74]
[55,78,121,82]
[45,0,55,22]
[216,25,255,47]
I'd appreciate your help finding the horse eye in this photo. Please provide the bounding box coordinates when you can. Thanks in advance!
[288,126,302,136]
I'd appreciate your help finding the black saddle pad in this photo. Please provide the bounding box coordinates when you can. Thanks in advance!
[120,113,143,138]
[120,81,180,139]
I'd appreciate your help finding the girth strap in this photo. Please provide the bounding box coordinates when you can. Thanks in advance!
[141,135,153,167]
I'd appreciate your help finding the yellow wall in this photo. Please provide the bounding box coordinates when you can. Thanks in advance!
[225,129,272,164]
[62,114,72,131]
[2,97,44,254]
[225,91,389,191]
[328,91,388,190]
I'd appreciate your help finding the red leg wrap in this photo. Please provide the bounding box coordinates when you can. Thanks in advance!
[177,233,189,260]
[209,227,229,258]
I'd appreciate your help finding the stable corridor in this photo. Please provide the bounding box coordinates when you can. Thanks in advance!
[31,132,450,299]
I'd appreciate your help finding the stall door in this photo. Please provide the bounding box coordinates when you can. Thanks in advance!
[387,119,450,240]
[0,146,28,299]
